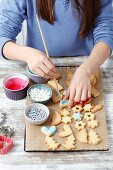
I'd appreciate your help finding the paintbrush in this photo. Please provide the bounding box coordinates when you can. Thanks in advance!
[36,14,61,99]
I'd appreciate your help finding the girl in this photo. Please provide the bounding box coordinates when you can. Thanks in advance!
[0,0,113,107]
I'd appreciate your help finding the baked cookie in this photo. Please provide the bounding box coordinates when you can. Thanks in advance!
[48,79,64,91]
[91,86,100,98]
[61,116,72,124]
[59,124,72,137]
[75,121,86,131]
[45,136,60,150]
[73,112,83,121]
[63,134,76,150]
[60,99,69,109]
[88,120,99,129]
[51,88,60,104]
[84,112,95,121]
[72,105,83,113]
[91,104,103,113]
[51,111,62,126]
[76,129,88,144]
[83,104,93,112]
[60,109,71,117]
[41,126,57,137]
[90,75,97,85]
[88,130,101,145]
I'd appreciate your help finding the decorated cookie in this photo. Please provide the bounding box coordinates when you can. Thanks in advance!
[90,75,97,85]
[83,104,93,112]
[59,124,72,138]
[45,136,60,150]
[91,104,103,113]
[84,112,95,121]
[91,86,100,98]
[88,120,99,129]
[72,105,83,113]
[60,99,69,109]
[63,134,76,150]
[88,130,101,145]
[73,112,83,121]
[51,111,61,126]
[61,116,72,124]
[48,79,64,91]
[60,109,70,117]
[76,129,88,144]
[41,126,57,137]
[75,121,86,131]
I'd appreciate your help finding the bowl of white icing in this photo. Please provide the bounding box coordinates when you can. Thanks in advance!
[27,84,52,104]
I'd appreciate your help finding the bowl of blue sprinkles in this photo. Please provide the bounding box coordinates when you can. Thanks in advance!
[25,103,50,125]
[27,84,52,104]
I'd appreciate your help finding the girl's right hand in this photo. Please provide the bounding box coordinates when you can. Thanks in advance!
[26,48,57,79]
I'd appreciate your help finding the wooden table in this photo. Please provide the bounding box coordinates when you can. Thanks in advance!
[0,56,113,170]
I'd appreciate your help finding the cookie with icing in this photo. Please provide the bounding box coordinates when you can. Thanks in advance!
[41,126,57,137]
[73,112,83,121]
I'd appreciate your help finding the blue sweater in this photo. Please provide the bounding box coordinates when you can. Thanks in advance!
[0,0,113,58]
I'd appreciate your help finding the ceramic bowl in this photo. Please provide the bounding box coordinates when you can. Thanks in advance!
[24,103,50,125]
[26,65,49,84]
[27,84,52,104]
[3,74,29,100]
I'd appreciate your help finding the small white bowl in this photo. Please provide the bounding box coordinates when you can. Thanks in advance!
[26,65,49,84]
[24,103,50,125]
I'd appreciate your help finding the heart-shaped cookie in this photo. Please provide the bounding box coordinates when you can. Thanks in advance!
[41,126,57,137]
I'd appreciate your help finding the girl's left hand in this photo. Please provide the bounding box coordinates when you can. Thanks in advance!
[65,63,91,108]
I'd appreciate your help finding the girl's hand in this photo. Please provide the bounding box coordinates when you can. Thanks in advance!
[26,48,56,79]
[65,63,91,108]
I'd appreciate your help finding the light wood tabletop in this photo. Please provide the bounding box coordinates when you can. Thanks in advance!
[0,56,113,170]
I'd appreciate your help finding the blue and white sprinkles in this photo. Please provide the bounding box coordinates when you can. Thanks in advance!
[26,108,48,121]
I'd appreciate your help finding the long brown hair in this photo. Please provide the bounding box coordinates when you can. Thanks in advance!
[37,0,100,38]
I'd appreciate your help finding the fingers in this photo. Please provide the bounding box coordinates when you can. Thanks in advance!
[64,87,70,100]
[74,86,82,102]
[81,88,88,101]
[33,67,50,79]
[43,57,56,74]
[67,82,91,108]
[39,63,55,78]
[68,86,76,108]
